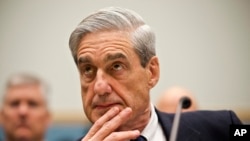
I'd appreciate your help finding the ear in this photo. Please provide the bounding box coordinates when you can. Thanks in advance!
[146,56,160,88]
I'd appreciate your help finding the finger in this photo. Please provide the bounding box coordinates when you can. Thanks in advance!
[92,107,133,140]
[103,130,140,141]
[83,107,120,140]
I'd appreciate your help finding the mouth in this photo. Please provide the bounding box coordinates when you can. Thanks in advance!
[16,124,30,130]
[94,103,120,110]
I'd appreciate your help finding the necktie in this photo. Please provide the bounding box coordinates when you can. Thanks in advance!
[131,135,147,141]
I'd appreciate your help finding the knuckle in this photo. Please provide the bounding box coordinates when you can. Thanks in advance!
[103,121,113,130]
[110,132,119,138]
[103,132,119,141]
[94,119,103,127]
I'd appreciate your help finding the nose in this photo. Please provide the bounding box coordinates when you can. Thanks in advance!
[18,103,29,116]
[94,70,112,96]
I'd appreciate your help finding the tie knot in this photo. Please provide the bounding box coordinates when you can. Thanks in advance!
[131,135,147,141]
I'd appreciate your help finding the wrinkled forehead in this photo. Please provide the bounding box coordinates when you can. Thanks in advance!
[77,31,134,56]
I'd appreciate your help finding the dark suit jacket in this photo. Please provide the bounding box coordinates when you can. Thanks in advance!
[156,109,242,141]
[77,109,242,141]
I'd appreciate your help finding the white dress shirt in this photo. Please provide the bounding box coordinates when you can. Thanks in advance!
[141,103,167,141]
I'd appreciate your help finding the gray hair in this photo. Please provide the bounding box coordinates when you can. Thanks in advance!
[69,7,156,67]
[1,73,49,105]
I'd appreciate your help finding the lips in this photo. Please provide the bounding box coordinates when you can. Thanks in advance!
[16,123,30,129]
[95,103,120,109]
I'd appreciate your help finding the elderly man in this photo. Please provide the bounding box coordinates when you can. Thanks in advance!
[0,73,50,141]
[68,7,242,141]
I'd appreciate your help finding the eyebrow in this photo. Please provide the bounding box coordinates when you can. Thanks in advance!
[77,53,127,65]
[78,56,92,65]
[104,53,127,63]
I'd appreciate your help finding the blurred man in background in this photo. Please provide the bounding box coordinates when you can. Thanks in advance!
[0,73,51,141]
[157,86,198,113]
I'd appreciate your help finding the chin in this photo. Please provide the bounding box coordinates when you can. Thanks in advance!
[15,129,32,139]
[89,105,126,123]
[88,109,110,123]
[90,113,102,123]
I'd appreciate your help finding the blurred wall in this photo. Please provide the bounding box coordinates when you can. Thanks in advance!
[0,0,249,122]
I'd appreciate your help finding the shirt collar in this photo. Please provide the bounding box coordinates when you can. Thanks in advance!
[141,103,158,140]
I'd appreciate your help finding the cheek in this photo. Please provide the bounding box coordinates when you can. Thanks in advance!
[81,81,91,106]
[119,83,147,105]
[30,112,49,130]
[2,110,16,123]
[33,111,48,122]
[81,88,93,107]
[125,73,150,106]
[131,88,149,106]
[81,83,95,119]
[128,73,150,95]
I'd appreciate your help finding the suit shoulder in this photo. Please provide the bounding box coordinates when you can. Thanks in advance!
[156,109,242,140]
[182,110,241,124]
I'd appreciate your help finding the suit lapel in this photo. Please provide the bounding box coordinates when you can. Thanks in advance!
[155,108,200,141]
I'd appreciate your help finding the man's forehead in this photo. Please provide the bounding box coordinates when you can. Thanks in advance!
[5,84,44,98]
[78,52,127,64]
[78,31,132,49]
[8,84,40,90]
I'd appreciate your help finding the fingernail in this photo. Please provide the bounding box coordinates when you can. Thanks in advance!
[134,130,140,135]
[125,107,132,112]
[112,107,119,112]
[122,108,131,114]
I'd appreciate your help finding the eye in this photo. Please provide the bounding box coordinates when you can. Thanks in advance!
[81,65,96,80]
[28,100,39,108]
[9,100,20,108]
[84,65,94,75]
[111,63,123,71]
